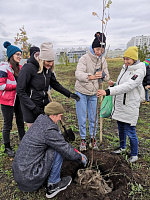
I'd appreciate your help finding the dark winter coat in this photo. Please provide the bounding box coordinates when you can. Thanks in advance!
[12,114,82,192]
[17,53,71,111]
[143,65,150,87]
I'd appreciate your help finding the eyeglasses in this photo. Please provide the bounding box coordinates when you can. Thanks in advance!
[14,53,22,57]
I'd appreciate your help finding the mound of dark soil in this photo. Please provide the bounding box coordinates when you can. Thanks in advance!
[57,149,141,200]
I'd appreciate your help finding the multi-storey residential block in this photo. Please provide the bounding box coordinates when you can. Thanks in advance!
[127,35,150,50]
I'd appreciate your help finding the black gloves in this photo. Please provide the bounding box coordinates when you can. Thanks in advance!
[33,106,44,116]
[70,93,80,101]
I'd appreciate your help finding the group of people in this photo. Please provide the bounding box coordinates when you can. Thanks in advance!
[0,31,149,198]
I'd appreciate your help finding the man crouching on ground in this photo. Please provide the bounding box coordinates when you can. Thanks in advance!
[12,102,87,199]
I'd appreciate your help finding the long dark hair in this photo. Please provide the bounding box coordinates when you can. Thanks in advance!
[8,56,20,76]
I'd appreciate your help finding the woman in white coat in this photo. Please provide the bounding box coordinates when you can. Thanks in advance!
[97,46,146,163]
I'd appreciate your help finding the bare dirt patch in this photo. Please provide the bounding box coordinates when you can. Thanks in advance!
[56,149,143,200]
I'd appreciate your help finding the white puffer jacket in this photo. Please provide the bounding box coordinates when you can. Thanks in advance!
[75,49,109,95]
[110,61,146,126]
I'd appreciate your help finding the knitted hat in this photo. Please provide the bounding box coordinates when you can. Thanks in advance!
[3,41,22,60]
[123,46,138,61]
[92,32,106,49]
[30,46,40,56]
[44,102,65,115]
[143,59,150,67]
[39,42,55,61]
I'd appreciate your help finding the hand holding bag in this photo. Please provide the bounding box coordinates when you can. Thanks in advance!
[100,95,113,118]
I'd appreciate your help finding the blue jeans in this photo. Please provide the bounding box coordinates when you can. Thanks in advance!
[117,121,138,156]
[75,91,97,140]
[145,89,149,102]
[48,151,63,184]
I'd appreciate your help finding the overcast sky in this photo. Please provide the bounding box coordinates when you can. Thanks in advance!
[0,0,150,58]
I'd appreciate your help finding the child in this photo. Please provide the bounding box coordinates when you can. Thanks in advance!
[97,46,146,163]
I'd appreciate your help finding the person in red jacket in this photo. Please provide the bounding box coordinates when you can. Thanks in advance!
[0,41,25,157]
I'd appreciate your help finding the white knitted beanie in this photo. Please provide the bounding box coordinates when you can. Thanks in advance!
[39,42,55,61]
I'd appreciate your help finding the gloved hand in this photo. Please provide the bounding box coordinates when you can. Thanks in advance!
[33,106,44,116]
[80,152,88,167]
[70,93,80,101]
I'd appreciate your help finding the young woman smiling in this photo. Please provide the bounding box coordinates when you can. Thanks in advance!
[17,42,79,129]
[0,41,25,157]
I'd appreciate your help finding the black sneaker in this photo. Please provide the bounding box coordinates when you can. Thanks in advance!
[4,147,15,157]
[46,176,72,198]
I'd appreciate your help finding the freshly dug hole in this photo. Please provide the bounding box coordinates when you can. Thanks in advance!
[59,150,140,200]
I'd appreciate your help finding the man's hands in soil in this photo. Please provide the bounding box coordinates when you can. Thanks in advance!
[80,152,88,167]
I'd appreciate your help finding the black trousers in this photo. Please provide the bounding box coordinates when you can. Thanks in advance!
[1,96,25,144]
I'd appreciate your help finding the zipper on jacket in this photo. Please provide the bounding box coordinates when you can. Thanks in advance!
[123,93,126,105]
[92,57,101,92]
[112,66,128,116]
[117,66,128,85]
[30,90,33,98]
[43,72,47,89]
[111,95,116,117]
[43,91,45,103]
[43,71,47,104]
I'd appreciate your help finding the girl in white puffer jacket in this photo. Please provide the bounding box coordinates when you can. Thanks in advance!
[97,46,146,163]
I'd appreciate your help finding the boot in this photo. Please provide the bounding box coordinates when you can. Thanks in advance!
[4,147,15,157]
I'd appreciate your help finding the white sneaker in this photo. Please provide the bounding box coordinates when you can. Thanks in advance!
[111,148,126,154]
[79,140,86,151]
[89,140,98,150]
[127,156,138,163]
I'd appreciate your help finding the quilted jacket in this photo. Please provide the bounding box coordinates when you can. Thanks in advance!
[0,62,21,106]
[75,48,109,95]
[110,61,146,126]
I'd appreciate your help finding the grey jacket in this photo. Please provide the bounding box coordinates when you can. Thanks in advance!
[110,61,146,126]
[12,114,82,192]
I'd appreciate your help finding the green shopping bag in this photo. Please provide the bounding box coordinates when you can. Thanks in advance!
[100,95,113,118]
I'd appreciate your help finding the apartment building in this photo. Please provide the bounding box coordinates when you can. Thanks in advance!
[127,35,150,50]
[106,48,125,58]
[55,47,89,64]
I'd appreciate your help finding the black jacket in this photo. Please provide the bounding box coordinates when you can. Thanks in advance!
[17,54,71,111]
[143,65,150,87]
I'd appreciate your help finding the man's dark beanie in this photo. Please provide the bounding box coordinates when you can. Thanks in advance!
[92,32,106,49]
[30,46,40,56]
